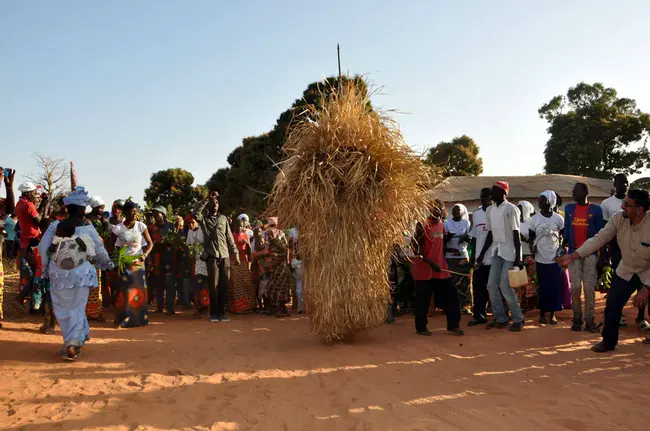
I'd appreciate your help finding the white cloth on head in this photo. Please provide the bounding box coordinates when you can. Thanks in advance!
[18,182,37,193]
[238,214,249,222]
[540,190,557,210]
[89,196,105,209]
[454,204,469,220]
[518,201,535,222]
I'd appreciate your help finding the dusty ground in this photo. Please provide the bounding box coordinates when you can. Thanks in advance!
[1,273,649,431]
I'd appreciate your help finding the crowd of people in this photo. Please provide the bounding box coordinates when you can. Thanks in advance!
[0,172,302,360]
[389,174,650,354]
[1,166,650,360]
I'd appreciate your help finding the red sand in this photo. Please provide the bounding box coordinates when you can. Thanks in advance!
[1,274,649,431]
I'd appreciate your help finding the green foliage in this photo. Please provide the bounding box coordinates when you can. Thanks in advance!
[144,168,204,215]
[631,177,650,191]
[111,246,140,275]
[539,82,650,179]
[205,75,370,216]
[424,135,483,177]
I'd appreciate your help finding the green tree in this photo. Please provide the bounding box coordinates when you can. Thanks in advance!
[539,82,650,178]
[207,75,370,216]
[424,135,483,177]
[631,177,650,191]
[144,168,204,215]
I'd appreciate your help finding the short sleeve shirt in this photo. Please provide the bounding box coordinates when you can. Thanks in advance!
[601,195,623,220]
[529,212,564,264]
[486,201,521,262]
[471,207,495,265]
[15,197,40,249]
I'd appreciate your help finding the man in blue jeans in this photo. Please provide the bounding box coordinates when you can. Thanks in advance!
[560,189,650,352]
[477,181,525,332]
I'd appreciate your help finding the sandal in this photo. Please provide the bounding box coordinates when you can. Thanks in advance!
[62,345,80,361]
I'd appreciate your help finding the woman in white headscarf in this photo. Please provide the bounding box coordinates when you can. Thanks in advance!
[528,190,565,325]
[444,204,472,313]
[38,187,113,360]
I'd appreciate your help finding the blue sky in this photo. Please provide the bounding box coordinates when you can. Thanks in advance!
[2,0,649,205]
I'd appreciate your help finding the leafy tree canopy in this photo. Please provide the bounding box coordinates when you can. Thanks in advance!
[144,168,206,215]
[539,82,650,179]
[424,135,483,177]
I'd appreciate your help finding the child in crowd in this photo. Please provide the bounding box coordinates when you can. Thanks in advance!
[291,252,304,313]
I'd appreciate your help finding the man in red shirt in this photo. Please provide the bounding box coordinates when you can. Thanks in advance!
[563,182,605,332]
[412,199,463,336]
[15,182,48,305]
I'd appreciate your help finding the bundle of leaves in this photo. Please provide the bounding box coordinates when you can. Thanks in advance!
[187,242,204,257]
[111,246,141,274]
[267,80,436,341]
[162,230,186,249]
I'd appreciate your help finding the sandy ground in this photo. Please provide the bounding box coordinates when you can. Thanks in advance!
[1,274,649,431]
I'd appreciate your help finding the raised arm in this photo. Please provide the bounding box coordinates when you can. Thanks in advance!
[1,169,16,214]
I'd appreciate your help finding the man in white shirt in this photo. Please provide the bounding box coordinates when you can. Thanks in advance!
[477,181,525,331]
[469,188,495,325]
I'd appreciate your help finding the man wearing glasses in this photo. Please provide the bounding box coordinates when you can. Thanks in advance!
[559,189,650,353]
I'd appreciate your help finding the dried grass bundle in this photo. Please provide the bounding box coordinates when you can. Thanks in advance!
[268,80,436,341]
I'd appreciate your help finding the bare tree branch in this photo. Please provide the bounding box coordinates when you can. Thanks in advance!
[25,152,70,197]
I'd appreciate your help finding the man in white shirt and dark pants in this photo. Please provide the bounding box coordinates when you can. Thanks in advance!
[469,188,495,326]
[477,181,525,332]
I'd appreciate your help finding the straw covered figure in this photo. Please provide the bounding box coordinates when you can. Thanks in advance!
[268,80,434,341]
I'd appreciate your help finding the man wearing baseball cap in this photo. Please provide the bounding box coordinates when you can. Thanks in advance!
[476,181,525,332]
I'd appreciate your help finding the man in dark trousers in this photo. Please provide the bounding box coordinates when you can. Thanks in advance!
[559,189,650,352]
[193,190,240,323]
[469,188,494,326]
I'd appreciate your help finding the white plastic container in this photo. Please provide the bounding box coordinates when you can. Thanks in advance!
[508,267,528,288]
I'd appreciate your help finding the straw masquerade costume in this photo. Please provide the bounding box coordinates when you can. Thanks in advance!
[267,80,433,341]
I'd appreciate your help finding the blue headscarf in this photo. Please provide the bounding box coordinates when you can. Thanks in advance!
[63,186,90,207]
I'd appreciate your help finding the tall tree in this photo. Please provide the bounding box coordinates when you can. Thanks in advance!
[539,82,650,178]
[424,135,483,177]
[631,177,650,191]
[25,152,70,198]
[207,75,370,217]
[144,168,205,215]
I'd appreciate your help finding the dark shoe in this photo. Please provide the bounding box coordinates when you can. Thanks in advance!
[218,315,230,322]
[508,322,524,332]
[571,322,583,332]
[153,309,164,314]
[591,341,615,353]
[486,320,508,330]
[538,316,548,324]
[549,316,558,325]
[166,311,176,317]
[209,316,220,323]
[584,322,601,333]
[467,318,487,327]
[416,330,433,336]
[448,328,465,336]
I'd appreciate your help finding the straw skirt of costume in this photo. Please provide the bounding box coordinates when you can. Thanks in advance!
[38,223,112,348]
